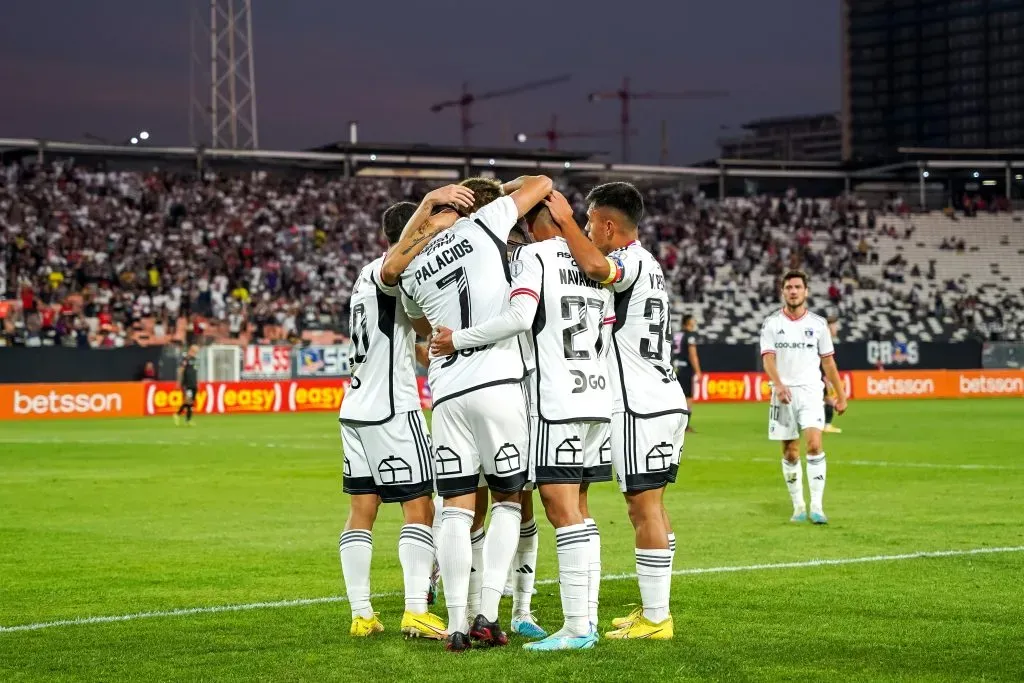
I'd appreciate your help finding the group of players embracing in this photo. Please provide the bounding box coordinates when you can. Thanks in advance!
[337,176,688,652]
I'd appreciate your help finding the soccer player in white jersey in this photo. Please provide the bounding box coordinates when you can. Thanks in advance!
[759,270,848,524]
[397,175,553,652]
[431,203,614,651]
[545,183,688,641]
[336,188,473,640]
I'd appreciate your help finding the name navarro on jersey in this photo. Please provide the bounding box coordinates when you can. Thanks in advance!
[414,237,475,285]
[554,250,602,290]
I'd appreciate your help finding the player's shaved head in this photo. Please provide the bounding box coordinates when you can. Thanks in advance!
[381,201,418,246]
[523,203,558,241]
[459,177,503,214]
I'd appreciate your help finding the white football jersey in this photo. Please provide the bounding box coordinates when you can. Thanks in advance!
[510,238,613,423]
[402,197,527,406]
[338,257,421,424]
[759,308,834,387]
[606,241,688,417]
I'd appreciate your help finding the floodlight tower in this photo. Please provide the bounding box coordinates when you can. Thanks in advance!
[190,0,259,149]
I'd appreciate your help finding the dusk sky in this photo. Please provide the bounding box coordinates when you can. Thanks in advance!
[0,0,841,164]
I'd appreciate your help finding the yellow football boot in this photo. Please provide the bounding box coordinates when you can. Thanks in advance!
[605,614,673,640]
[400,611,447,640]
[610,606,643,629]
[350,612,384,637]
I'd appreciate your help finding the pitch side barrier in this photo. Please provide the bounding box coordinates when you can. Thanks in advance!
[1,370,1021,420]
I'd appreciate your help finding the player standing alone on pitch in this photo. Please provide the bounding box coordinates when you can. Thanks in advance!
[337,188,474,641]
[174,345,199,426]
[760,270,848,524]
[431,202,614,651]
[398,175,553,652]
[546,183,688,641]
[672,315,701,433]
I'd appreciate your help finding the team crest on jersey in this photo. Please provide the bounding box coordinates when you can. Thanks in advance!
[804,328,815,338]
[510,259,524,278]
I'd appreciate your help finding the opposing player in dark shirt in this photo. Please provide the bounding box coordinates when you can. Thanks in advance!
[175,345,199,427]
[672,315,701,433]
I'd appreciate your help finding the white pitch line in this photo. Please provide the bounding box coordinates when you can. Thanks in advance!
[2,545,1021,634]
[683,455,1020,471]
[2,438,1019,470]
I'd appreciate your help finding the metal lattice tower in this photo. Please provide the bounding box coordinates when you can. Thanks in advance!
[190,0,259,149]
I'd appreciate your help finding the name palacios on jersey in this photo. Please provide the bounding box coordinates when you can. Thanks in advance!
[413,233,475,286]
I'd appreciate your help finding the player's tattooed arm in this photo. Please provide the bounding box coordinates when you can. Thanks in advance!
[544,190,613,283]
[380,185,475,285]
[821,355,848,413]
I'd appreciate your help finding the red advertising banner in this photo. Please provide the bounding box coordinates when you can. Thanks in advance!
[144,377,434,416]
[693,372,853,403]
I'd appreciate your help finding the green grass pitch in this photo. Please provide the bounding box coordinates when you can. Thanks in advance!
[1,400,1022,681]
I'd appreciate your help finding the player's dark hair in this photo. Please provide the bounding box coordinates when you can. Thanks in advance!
[781,269,809,289]
[682,314,694,325]
[459,177,503,214]
[381,201,417,245]
[586,182,644,226]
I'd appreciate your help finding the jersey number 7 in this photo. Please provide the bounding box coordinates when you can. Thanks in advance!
[436,267,471,327]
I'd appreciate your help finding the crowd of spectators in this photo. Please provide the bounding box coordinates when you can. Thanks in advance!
[2,162,1021,348]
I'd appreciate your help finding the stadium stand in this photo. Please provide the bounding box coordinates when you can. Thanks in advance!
[2,162,1023,348]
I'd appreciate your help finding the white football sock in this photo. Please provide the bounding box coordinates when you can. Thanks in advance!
[636,548,672,624]
[480,501,522,621]
[584,517,601,626]
[806,452,827,511]
[667,531,677,570]
[467,527,485,619]
[782,458,805,510]
[555,523,592,636]
[437,507,474,633]
[398,523,434,614]
[512,519,539,617]
[431,496,443,540]
[339,529,373,619]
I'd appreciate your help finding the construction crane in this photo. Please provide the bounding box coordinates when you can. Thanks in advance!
[588,77,728,163]
[430,75,571,147]
[515,114,634,152]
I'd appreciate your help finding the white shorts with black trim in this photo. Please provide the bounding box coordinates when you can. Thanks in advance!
[768,383,826,441]
[530,418,612,485]
[340,410,434,503]
[431,383,530,497]
[611,411,687,493]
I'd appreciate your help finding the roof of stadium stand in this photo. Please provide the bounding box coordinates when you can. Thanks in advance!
[3,137,1024,182]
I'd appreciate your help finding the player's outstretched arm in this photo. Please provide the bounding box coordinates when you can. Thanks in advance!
[504,175,553,218]
[379,185,474,285]
[430,294,538,356]
[545,190,614,284]
[821,355,848,413]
